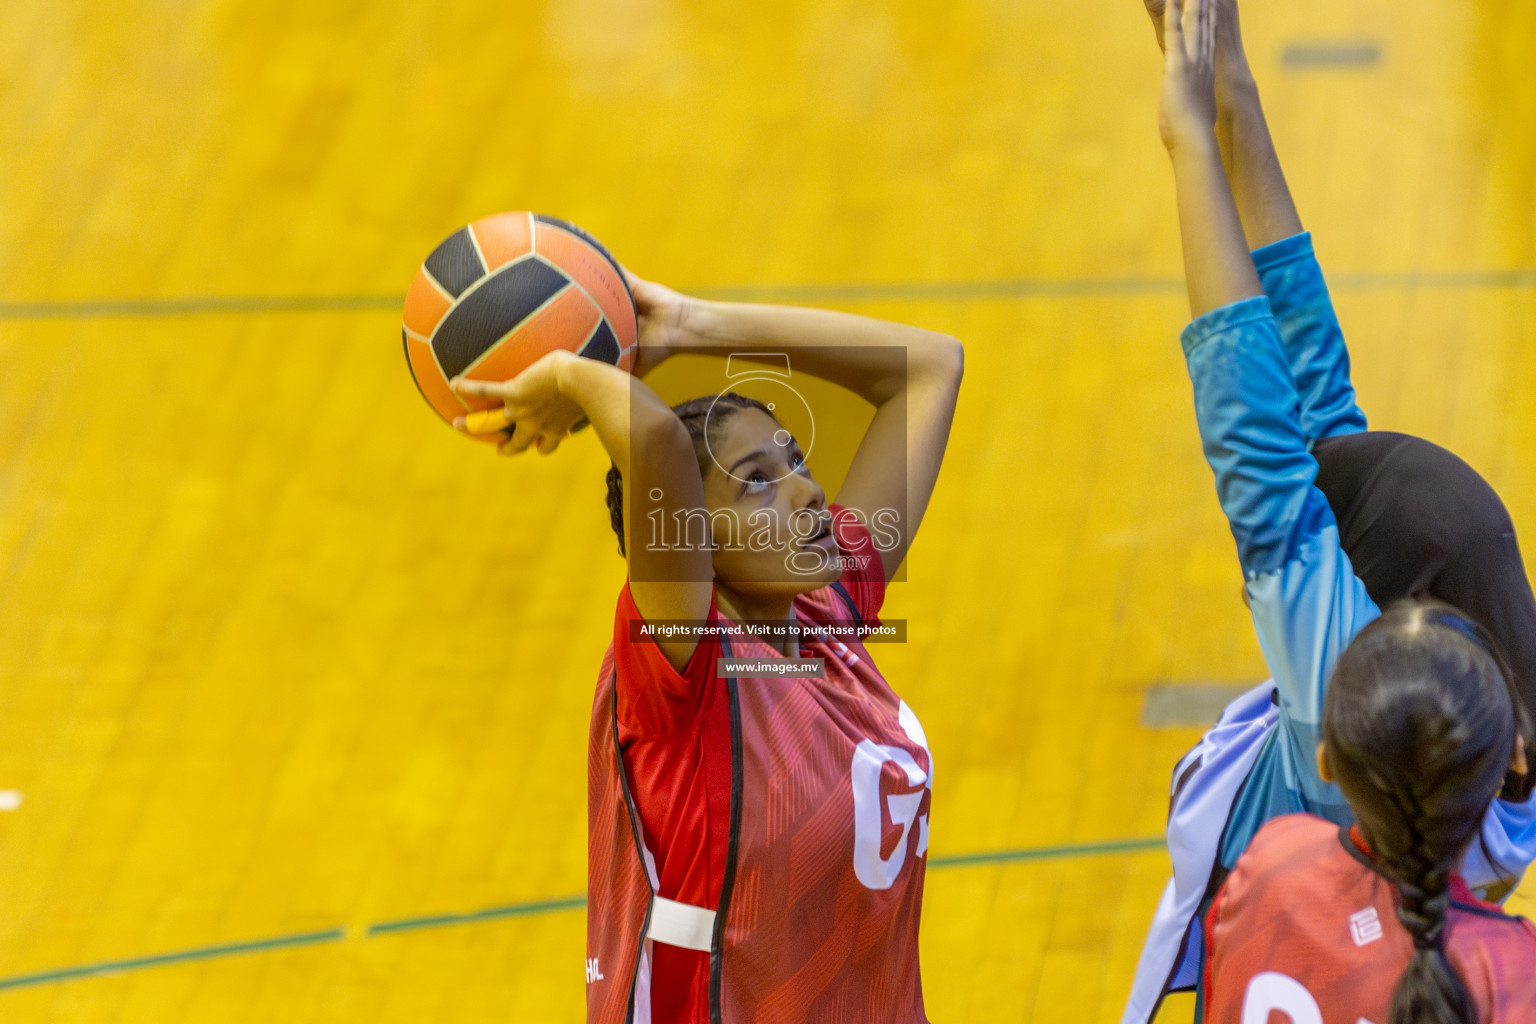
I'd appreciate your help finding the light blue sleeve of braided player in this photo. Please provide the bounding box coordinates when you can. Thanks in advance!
[1251,232,1368,443]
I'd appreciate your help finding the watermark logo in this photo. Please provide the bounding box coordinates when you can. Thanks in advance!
[703,354,816,486]
[642,503,900,576]
[631,345,909,584]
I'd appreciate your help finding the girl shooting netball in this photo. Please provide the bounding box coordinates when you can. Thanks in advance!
[452,275,962,1022]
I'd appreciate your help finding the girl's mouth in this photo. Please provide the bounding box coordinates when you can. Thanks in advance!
[801,517,835,548]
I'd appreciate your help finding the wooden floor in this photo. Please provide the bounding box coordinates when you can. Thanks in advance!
[1,0,1533,1020]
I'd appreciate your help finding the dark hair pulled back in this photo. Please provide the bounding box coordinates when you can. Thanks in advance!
[1323,600,1529,1024]
[604,393,775,556]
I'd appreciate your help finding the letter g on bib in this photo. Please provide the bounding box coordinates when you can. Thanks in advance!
[851,701,933,891]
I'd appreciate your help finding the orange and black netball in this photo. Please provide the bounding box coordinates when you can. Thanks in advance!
[402,211,638,441]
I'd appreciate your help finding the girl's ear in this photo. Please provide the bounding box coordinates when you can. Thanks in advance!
[1315,742,1334,783]
[1513,734,1529,778]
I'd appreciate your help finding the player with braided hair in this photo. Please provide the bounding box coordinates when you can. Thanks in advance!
[1203,602,1536,1021]
[1125,0,1536,1019]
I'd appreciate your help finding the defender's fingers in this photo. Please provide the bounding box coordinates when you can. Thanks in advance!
[535,432,564,456]
[1147,0,1169,53]
[1164,0,1183,45]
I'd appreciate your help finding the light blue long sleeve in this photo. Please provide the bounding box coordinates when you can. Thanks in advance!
[1181,297,1378,814]
[1252,232,1368,443]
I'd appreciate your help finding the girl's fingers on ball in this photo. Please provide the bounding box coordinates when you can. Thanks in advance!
[463,407,513,434]
[450,376,501,397]
[498,424,538,456]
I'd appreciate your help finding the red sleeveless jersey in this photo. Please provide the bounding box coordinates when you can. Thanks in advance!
[1204,814,1536,1023]
[586,507,931,1024]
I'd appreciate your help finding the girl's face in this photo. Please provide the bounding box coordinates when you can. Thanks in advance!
[702,408,842,597]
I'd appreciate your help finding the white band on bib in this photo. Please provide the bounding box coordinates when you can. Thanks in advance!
[646,896,716,952]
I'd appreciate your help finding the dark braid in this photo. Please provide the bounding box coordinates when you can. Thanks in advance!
[603,393,775,557]
[1367,772,1473,1024]
[1383,786,1451,950]
[1324,600,1522,1024]
[604,463,626,555]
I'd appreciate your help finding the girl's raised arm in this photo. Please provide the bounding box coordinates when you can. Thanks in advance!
[624,274,963,584]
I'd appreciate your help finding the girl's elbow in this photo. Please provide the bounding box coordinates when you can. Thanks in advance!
[635,409,693,458]
[922,334,964,386]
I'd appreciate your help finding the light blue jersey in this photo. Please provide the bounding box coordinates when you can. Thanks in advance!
[1122,234,1536,1024]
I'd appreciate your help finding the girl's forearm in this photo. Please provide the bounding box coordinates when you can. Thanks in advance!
[1171,137,1265,318]
[671,300,960,406]
[557,350,713,600]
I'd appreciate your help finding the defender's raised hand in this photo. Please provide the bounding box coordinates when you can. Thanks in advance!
[1158,0,1219,154]
[1144,0,1247,79]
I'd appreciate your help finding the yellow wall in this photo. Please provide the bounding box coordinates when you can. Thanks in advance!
[0,0,1532,1020]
